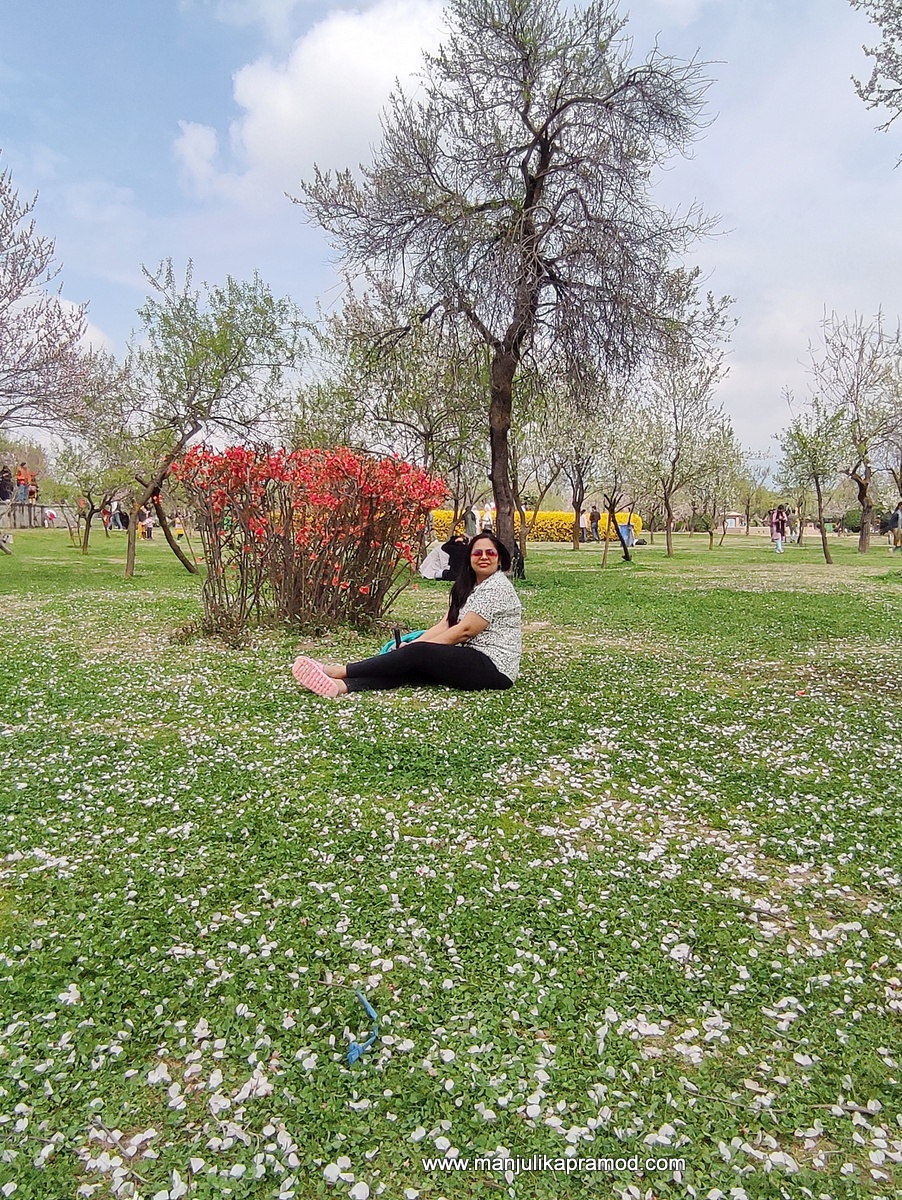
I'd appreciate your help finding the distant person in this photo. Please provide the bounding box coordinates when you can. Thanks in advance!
[26,474,38,526]
[786,508,798,544]
[589,505,600,541]
[579,509,588,543]
[109,499,124,530]
[15,463,28,504]
[480,506,494,533]
[438,534,470,581]
[770,505,788,553]
[890,500,902,555]
[0,467,13,503]
[464,506,479,538]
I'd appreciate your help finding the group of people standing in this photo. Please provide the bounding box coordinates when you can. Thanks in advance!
[463,505,497,537]
[0,463,39,507]
[0,464,42,534]
[579,506,602,542]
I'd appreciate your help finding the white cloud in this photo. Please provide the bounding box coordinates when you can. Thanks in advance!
[197,0,311,44]
[174,0,443,207]
[648,0,724,28]
[175,121,225,196]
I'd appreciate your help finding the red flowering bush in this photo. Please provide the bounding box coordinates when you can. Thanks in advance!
[173,446,446,637]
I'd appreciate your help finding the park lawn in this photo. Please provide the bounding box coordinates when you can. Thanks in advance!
[0,529,900,1200]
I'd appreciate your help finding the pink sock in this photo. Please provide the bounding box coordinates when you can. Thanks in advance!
[292,656,342,698]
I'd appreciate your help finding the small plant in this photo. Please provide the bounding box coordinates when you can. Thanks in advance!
[173,445,445,636]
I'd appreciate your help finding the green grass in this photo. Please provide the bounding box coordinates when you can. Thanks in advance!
[1,529,901,1200]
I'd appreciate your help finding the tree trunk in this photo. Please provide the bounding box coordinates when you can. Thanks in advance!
[605,493,631,562]
[851,466,873,553]
[152,495,199,574]
[81,509,95,554]
[814,478,833,565]
[488,349,517,553]
[125,424,200,578]
[612,513,632,562]
[524,465,561,547]
[664,495,675,558]
[515,496,528,558]
[569,472,587,551]
[509,437,527,559]
[126,509,139,576]
[708,528,715,550]
[858,499,873,553]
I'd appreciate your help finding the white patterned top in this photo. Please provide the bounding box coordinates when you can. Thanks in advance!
[459,572,522,681]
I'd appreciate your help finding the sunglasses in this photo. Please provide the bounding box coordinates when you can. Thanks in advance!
[471,548,498,558]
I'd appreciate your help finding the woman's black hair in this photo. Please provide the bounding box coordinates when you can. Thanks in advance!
[447,532,511,625]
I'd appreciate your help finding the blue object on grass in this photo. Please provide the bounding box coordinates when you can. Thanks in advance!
[347,989,379,1064]
[377,630,425,655]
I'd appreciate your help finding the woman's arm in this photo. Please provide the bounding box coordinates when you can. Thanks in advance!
[418,612,488,645]
[416,615,451,640]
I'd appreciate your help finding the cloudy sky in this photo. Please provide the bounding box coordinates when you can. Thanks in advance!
[2,0,900,450]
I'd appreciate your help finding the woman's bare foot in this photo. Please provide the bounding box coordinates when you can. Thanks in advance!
[320,663,346,679]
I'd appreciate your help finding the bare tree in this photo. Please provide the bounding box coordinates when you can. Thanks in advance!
[53,441,131,554]
[0,155,92,430]
[690,422,743,549]
[851,0,902,149]
[808,311,901,553]
[637,284,733,557]
[303,287,489,521]
[69,262,304,578]
[590,380,643,563]
[298,0,712,549]
[734,452,771,535]
[125,263,302,577]
[779,391,846,565]
[882,424,902,496]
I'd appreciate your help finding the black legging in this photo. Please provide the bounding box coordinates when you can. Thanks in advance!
[344,641,513,693]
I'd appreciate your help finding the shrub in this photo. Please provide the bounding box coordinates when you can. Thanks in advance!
[842,508,862,534]
[174,446,445,638]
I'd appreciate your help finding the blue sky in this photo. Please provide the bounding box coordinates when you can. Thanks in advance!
[2,0,900,450]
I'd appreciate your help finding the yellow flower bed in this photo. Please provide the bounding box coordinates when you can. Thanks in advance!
[431,509,642,542]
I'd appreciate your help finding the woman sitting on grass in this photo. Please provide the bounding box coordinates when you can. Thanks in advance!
[292,533,521,696]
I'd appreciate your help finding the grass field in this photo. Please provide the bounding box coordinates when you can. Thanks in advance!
[1,530,901,1200]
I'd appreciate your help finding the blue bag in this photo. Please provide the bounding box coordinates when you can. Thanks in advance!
[378,630,425,655]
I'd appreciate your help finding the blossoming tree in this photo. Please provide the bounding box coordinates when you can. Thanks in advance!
[174,445,446,639]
